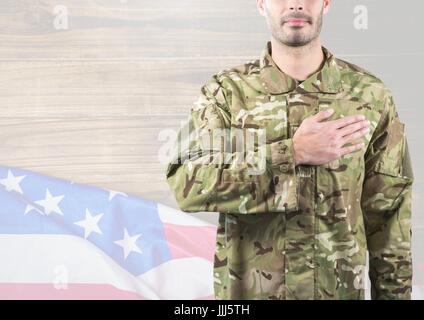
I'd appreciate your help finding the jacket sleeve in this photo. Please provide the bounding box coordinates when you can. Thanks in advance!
[165,76,299,214]
[361,91,414,299]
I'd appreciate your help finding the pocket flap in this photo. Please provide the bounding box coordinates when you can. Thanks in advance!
[374,118,406,177]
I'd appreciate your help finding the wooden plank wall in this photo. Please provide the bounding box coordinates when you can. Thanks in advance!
[0,0,422,231]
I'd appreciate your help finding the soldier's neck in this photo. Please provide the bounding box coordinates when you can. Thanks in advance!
[270,36,325,82]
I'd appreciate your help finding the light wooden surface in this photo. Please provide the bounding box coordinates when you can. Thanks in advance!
[0,0,424,295]
[0,0,422,227]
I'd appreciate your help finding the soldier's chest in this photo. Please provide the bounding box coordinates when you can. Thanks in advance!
[230,92,370,140]
[229,91,377,172]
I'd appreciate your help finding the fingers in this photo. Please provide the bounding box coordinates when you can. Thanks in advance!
[327,114,367,129]
[313,108,335,122]
[337,120,370,138]
[339,142,365,157]
[340,126,369,146]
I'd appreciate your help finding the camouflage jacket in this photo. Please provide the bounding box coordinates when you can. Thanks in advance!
[165,41,414,300]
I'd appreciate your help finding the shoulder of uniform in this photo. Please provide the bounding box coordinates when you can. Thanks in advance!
[335,56,393,104]
[195,59,259,115]
[199,59,257,109]
[335,56,380,80]
[335,56,386,88]
[200,58,261,104]
[213,58,261,83]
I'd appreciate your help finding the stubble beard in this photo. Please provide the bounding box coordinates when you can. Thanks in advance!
[267,8,323,48]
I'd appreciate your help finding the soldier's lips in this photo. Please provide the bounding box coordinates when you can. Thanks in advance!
[284,19,309,27]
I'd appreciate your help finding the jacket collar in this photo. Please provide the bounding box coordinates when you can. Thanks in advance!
[259,41,342,94]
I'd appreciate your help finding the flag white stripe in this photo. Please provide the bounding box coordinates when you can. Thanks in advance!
[0,234,214,299]
[157,203,215,227]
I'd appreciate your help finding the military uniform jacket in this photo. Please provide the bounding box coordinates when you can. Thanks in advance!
[165,41,414,300]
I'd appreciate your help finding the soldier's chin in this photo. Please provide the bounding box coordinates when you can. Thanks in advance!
[283,37,311,47]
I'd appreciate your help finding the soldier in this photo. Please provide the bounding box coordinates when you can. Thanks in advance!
[165,0,414,300]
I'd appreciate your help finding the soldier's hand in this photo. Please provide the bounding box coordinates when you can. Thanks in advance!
[292,109,370,166]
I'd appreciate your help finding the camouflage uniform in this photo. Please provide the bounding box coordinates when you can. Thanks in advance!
[165,41,414,300]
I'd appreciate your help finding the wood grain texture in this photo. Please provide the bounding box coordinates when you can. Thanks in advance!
[0,0,423,229]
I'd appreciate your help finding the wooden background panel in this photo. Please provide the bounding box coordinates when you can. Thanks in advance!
[0,60,245,117]
[0,115,185,211]
[0,0,423,229]
[0,0,266,60]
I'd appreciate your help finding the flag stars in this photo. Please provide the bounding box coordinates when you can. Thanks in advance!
[35,189,65,215]
[0,170,26,194]
[74,209,104,239]
[114,228,143,259]
[24,204,44,215]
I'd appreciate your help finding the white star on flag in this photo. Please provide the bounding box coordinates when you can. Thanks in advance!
[35,189,65,215]
[74,209,104,238]
[0,170,26,194]
[114,228,142,259]
[107,189,128,202]
[24,204,44,215]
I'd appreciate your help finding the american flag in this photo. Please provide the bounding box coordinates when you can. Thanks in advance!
[0,165,217,299]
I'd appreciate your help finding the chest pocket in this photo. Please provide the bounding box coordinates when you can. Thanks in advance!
[317,99,368,171]
[232,95,288,141]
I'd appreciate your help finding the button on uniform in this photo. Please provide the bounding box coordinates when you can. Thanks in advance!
[317,191,325,201]
[279,164,290,173]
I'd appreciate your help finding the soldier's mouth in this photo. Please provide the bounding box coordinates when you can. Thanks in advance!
[282,14,312,26]
[286,19,308,26]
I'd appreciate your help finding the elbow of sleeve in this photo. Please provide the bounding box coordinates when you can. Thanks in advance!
[175,200,207,214]
[166,182,211,213]
[165,164,217,213]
